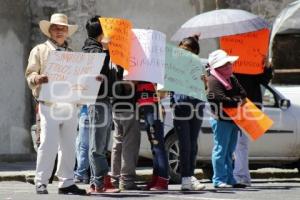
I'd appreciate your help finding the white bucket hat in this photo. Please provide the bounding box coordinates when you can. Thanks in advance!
[39,13,78,38]
[208,49,239,69]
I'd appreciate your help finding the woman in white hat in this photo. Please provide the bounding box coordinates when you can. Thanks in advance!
[25,13,86,195]
[206,49,247,188]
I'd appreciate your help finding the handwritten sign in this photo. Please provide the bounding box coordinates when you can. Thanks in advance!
[220,28,270,75]
[39,51,106,104]
[100,17,132,69]
[125,29,166,89]
[223,98,273,141]
[162,43,206,101]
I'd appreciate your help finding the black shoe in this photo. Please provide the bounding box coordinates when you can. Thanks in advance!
[233,183,247,188]
[36,184,48,194]
[58,184,87,195]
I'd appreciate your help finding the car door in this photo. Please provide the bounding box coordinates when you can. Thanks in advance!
[249,85,298,158]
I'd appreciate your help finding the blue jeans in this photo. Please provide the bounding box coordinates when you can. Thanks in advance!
[173,101,204,178]
[75,113,90,180]
[89,99,112,187]
[140,105,168,179]
[210,118,239,186]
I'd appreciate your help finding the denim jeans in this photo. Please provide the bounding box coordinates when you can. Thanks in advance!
[173,100,204,178]
[140,105,168,179]
[88,99,112,187]
[74,113,90,180]
[210,118,239,186]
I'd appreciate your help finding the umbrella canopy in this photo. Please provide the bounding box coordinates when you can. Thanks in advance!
[171,9,269,41]
[269,0,300,58]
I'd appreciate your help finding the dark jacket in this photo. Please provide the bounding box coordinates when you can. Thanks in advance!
[82,37,122,100]
[207,75,247,121]
[234,67,273,108]
[112,79,137,112]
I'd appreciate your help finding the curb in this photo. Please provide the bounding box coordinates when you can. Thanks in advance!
[1,171,299,183]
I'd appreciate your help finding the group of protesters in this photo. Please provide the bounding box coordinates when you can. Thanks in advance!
[25,13,272,195]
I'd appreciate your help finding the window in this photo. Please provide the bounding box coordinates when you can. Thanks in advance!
[261,85,276,107]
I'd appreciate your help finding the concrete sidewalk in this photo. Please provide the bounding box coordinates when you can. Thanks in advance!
[1,161,300,183]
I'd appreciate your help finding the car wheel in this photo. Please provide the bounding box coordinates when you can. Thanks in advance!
[165,132,181,184]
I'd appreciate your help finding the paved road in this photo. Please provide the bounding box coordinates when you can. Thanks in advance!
[1,179,300,200]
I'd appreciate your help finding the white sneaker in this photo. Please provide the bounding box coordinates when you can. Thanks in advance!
[181,177,206,191]
[191,176,206,190]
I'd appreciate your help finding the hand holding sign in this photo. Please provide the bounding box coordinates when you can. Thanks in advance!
[34,74,49,84]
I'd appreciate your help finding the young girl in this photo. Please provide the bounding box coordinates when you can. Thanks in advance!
[172,36,206,191]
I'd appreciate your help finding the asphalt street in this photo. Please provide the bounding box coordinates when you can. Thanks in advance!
[1,179,300,200]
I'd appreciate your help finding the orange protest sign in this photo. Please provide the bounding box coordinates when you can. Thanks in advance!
[99,18,132,69]
[220,28,270,75]
[223,98,273,141]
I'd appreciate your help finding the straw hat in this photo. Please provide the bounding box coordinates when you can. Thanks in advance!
[39,13,78,38]
[208,49,239,69]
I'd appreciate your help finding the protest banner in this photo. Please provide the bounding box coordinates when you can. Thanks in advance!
[223,98,274,141]
[162,43,207,101]
[220,28,270,75]
[125,29,166,89]
[100,17,132,69]
[39,51,106,104]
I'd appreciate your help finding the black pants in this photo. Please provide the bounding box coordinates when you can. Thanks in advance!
[173,100,204,177]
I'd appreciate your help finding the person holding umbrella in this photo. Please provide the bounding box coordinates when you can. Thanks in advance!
[171,35,206,191]
[206,49,247,188]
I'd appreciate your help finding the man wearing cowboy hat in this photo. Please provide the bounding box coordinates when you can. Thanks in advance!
[25,13,86,195]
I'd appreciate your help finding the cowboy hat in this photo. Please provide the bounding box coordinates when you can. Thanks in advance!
[208,49,239,69]
[39,13,78,38]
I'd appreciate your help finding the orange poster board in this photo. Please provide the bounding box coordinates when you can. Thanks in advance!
[220,28,270,75]
[100,18,132,69]
[223,98,273,141]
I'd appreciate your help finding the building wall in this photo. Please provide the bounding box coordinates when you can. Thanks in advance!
[0,0,296,161]
[0,0,34,161]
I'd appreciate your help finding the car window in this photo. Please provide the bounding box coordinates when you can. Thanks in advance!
[261,85,276,107]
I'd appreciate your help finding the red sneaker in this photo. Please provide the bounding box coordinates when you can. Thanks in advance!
[149,176,168,191]
[145,175,159,190]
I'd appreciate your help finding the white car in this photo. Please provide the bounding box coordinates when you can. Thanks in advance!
[138,84,300,183]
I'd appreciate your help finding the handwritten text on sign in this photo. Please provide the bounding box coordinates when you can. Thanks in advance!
[100,18,132,69]
[39,51,106,104]
[220,28,270,75]
[163,43,206,101]
[125,29,166,89]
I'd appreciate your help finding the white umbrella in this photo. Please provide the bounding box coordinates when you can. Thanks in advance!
[171,9,269,41]
[269,0,300,59]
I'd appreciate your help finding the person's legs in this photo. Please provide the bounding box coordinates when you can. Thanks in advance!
[56,104,78,188]
[89,100,112,188]
[75,113,90,182]
[210,119,232,187]
[35,104,59,191]
[188,110,203,177]
[142,105,168,190]
[233,131,251,185]
[119,112,141,189]
[145,110,168,179]
[174,118,191,177]
[111,115,123,187]
[225,124,239,186]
